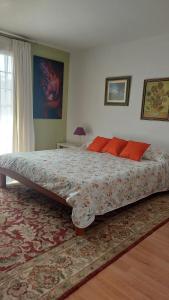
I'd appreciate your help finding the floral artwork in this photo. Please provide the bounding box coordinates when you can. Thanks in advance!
[141,78,169,121]
[33,56,64,119]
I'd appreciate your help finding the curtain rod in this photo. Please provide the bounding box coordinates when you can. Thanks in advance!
[0,30,70,52]
[0,31,30,43]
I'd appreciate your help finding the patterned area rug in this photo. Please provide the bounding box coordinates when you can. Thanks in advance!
[0,184,169,300]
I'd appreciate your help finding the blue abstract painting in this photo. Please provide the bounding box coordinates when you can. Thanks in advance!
[108,82,125,101]
[33,56,64,119]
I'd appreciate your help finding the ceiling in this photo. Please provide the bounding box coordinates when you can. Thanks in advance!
[0,0,169,51]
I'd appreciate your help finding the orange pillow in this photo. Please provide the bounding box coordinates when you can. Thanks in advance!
[87,136,110,152]
[120,140,150,161]
[102,137,128,156]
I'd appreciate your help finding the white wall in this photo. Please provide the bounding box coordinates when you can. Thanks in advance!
[67,35,169,149]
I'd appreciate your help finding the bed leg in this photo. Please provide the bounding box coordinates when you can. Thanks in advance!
[0,174,6,188]
[75,226,85,236]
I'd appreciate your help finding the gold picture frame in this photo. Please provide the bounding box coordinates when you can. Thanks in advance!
[141,78,169,121]
[104,76,131,106]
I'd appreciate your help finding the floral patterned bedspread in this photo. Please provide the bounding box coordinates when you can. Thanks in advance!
[0,149,169,228]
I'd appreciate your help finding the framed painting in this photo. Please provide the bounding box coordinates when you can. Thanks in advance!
[141,78,169,121]
[33,55,64,119]
[104,76,131,106]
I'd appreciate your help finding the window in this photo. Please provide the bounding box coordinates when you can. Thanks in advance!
[0,53,13,154]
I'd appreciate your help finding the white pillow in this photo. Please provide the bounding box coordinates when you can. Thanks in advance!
[80,141,92,150]
[143,146,169,161]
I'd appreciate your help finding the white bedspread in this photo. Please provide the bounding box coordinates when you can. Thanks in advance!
[0,149,169,228]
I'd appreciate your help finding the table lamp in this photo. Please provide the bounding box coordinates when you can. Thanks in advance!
[73,127,86,145]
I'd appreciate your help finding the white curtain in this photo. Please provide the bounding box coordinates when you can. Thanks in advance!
[12,39,35,152]
[0,37,13,155]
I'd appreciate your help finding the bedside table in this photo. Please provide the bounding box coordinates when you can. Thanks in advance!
[56,142,80,149]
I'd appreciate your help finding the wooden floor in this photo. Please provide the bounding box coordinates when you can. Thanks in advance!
[67,222,169,300]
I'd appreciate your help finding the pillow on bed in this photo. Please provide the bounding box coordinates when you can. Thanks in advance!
[120,140,150,161]
[80,143,90,150]
[102,137,128,156]
[142,146,169,161]
[87,136,110,152]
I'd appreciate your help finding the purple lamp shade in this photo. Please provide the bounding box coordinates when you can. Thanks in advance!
[73,127,86,136]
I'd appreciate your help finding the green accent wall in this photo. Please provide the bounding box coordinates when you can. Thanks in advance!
[31,43,69,150]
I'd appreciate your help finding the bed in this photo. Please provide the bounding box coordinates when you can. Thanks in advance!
[0,148,169,234]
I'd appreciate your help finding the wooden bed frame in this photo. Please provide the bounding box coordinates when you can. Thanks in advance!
[0,167,85,236]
